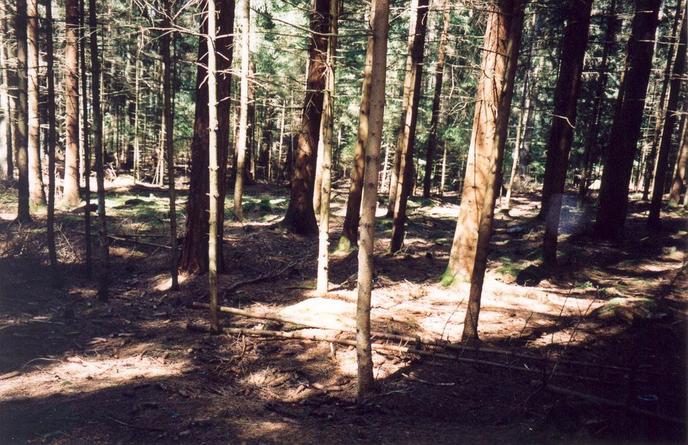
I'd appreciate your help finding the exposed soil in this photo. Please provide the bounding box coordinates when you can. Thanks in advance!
[0,178,686,444]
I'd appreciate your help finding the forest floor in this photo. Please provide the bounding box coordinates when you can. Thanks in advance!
[0,175,686,444]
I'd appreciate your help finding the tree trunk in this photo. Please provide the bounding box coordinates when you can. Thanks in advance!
[442,0,524,289]
[648,5,685,227]
[356,0,389,402]
[0,5,12,181]
[316,0,337,294]
[276,99,285,180]
[669,114,688,204]
[61,0,80,206]
[541,0,593,267]
[233,0,250,221]
[45,0,58,281]
[15,0,31,222]
[439,140,447,196]
[133,29,142,182]
[178,0,234,273]
[282,0,329,236]
[389,0,429,253]
[27,0,45,207]
[422,0,450,199]
[594,0,661,239]
[578,0,619,202]
[338,29,373,252]
[79,0,91,276]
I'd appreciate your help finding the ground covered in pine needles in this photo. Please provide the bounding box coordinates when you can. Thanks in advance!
[0,176,686,444]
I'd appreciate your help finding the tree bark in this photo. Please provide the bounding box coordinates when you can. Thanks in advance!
[357,0,389,402]
[45,0,57,281]
[338,28,373,252]
[233,0,250,221]
[179,0,234,273]
[79,0,91,276]
[282,0,329,236]
[443,0,524,288]
[422,0,450,199]
[594,0,661,239]
[0,4,12,181]
[541,0,593,267]
[62,0,80,207]
[669,115,688,204]
[15,0,31,222]
[389,0,429,253]
[133,29,142,182]
[648,4,686,227]
[27,0,45,206]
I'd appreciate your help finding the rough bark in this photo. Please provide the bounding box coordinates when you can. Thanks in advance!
[389,0,429,253]
[648,5,686,227]
[442,0,524,287]
[233,0,249,221]
[594,0,661,239]
[62,0,80,207]
[541,0,593,267]
[282,0,329,236]
[15,0,31,222]
[79,0,91,276]
[669,115,688,204]
[179,0,234,273]
[207,0,220,332]
[133,30,142,181]
[357,0,389,402]
[27,0,45,206]
[422,0,450,199]
[45,0,58,280]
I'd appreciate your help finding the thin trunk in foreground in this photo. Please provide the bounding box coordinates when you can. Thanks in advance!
[207,0,219,332]
[15,0,31,222]
[79,0,91,276]
[357,0,389,402]
[45,0,57,281]
[233,0,250,221]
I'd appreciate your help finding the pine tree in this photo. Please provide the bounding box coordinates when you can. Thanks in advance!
[62,0,80,207]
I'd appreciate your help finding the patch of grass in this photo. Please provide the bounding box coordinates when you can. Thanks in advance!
[495,256,526,279]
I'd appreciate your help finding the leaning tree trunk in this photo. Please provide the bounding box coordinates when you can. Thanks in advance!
[27,0,45,207]
[179,0,234,273]
[422,0,450,199]
[45,0,58,281]
[339,22,373,252]
[356,0,389,402]
[389,0,429,253]
[442,0,524,289]
[594,0,661,239]
[15,0,31,222]
[541,0,593,267]
[233,0,250,221]
[648,5,686,228]
[62,0,80,207]
[282,0,329,236]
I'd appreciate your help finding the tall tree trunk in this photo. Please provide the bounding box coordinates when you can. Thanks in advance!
[133,29,142,182]
[316,0,337,295]
[206,0,220,332]
[162,0,178,290]
[45,0,57,281]
[62,0,80,206]
[386,0,419,217]
[282,0,329,236]
[389,0,429,253]
[541,0,593,267]
[15,0,31,222]
[578,0,619,202]
[27,0,45,206]
[422,0,450,199]
[356,0,389,402]
[276,99,285,180]
[648,5,686,227]
[233,0,250,221]
[594,0,661,239]
[442,0,524,289]
[0,4,12,181]
[79,0,91,276]
[89,0,108,301]
[178,0,234,273]
[669,114,688,204]
[439,140,447,196]
[338,29,373,252]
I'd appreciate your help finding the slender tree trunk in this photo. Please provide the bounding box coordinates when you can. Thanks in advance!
[178,0,234,273]
[389,0,429,253]
[233,0,250,221]
[283,0,329,236]
[133,29,142,182]
[61,0,80,206]
[595,0,661,239]
[648,6,685,227]
[316,0,337,295]
[162,0,178,290]
[356,0,389,402]
[79,0,91,276]
[669,115,688,204]
[27,0,45,206]
[276,99,285,180]
[88,0,109,301]
[442,0,524,289]
[578,0,618,202]
[15,0,31,222]
[541,0,593,267]
[45,0,57,281]
[0,5,11,181]
[339,30,373,252]
[439,140,447,196]
[422,0,450,199]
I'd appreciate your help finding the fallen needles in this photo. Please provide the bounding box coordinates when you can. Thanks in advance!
[221,261,297,298]
[72,230,171,250]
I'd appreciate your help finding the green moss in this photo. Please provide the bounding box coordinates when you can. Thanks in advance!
[336,236,354,253]
[440,267,455,287]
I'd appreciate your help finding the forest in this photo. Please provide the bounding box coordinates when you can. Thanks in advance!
[0,0,686,442]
